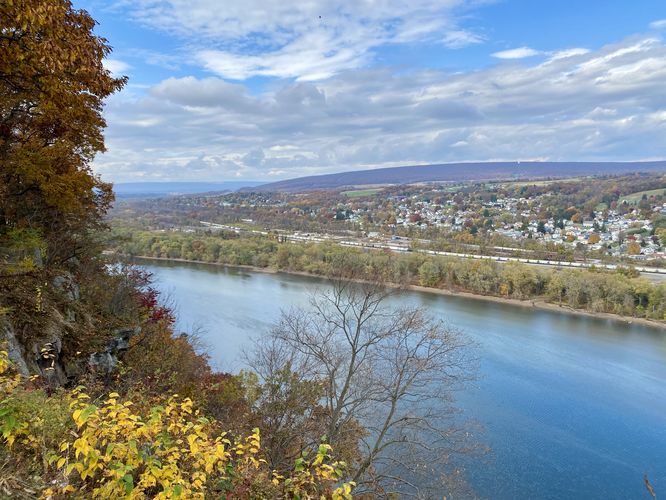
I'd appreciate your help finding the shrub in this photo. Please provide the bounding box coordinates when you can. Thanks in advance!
[0,350,354,498]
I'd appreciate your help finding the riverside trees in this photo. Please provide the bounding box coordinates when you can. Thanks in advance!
[116,230,666,321]
[248,273,477,497]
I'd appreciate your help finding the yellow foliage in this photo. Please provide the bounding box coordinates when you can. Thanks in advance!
[0,350,354,498]
[0,350,26,447]
[627,241,641,255]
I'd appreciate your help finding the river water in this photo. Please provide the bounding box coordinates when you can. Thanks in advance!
[138,259,666,499]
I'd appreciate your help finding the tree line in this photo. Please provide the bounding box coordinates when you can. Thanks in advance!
[113,230,666,322]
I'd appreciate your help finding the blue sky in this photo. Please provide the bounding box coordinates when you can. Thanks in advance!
[74,0,666,182]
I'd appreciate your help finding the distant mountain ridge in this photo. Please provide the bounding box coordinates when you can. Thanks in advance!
[248,161,666,192]
[114,181,265,199]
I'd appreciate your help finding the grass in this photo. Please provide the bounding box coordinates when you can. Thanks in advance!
[619,188,666,205]
[440,184,464,192]
[342,188,382,198]
[499,176,589,188]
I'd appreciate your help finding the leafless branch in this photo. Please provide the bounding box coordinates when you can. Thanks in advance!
[247,279,480,496]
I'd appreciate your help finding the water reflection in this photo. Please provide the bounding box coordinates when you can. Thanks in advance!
[138,259,666,499]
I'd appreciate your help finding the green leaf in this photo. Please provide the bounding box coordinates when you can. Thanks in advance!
[122,474,134,494]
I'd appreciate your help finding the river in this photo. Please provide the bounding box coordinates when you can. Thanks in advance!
[138,259,666,499]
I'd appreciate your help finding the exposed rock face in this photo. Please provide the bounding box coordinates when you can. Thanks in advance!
[88,327,141,375]
[2,313,141,384]
[0,309,71,386]
[1,272,140,385]
[53,273,80,301]
[0,316,30,377]
[53,273,80,322]
[33,338,67,387]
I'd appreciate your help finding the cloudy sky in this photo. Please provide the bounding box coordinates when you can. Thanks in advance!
[77,0,666,182]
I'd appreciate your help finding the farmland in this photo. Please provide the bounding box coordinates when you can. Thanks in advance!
[620,188,666,205]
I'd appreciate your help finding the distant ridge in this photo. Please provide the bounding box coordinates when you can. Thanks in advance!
[114,181,265,199]
[248,161,666,193]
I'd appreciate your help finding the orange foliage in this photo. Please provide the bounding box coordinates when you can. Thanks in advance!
[0,0,126,263]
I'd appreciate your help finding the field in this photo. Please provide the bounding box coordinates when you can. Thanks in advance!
[619,188,666,205]
[499,177,588,188]
[342,188,382,197]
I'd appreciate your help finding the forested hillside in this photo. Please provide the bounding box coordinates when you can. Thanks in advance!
[252,161,666,192]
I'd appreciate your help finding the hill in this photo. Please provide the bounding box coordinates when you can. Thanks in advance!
[249,161,666,192]
[114,181,265,199]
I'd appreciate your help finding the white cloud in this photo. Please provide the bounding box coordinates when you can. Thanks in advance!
[650,19,666,30]
[572,38,658,73]
[126,48,183,71]
[126,0,464,41]
[103,58,131,75]
[96,36,666,182]
[442,30,485,49]
[122,0,480,80]
[492,46,541,59]
[197,31,371,82]
[548,48,590,61]
[150,77,253,109]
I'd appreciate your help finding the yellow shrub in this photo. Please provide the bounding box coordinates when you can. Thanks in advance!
[0,349,27,448]
[0,351,354,498]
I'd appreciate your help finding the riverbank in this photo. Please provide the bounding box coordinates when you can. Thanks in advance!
[126,254,666,331]
[407,284,666,330]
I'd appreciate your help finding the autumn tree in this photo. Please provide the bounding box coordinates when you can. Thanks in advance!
[0,0,126,267]
[627,241,642,255]
[0,1,127,384]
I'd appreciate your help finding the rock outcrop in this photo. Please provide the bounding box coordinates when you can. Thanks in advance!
[0,316,30,377]
[88,327,141,375]
[1,271,141,385]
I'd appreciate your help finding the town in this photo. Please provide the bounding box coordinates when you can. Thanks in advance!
[112,173,666,265]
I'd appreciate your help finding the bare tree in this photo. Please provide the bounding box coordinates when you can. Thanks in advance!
[247,277,477,498]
